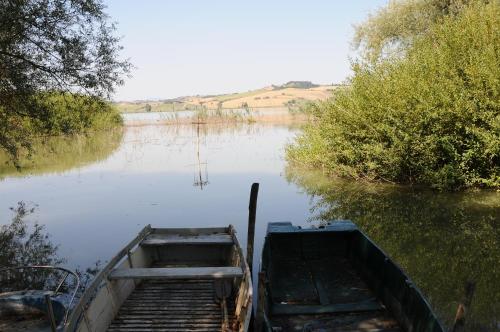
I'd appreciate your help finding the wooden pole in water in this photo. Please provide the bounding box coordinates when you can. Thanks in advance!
[451,281,475,332]
[247,183,259,273]
[255,271,267,332]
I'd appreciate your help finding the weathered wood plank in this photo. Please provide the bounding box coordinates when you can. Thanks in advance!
[141,233,233,246]
[271,299,383,316]
[151,227,229,235]
[107,278,238,332]
[109,267,243,280]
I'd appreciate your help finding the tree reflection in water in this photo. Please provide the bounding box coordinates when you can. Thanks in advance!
[0,127,123,179]
[286,167,500,332]
[0,202,99,295]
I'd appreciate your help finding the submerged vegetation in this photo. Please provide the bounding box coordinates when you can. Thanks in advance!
[287,0,500,190]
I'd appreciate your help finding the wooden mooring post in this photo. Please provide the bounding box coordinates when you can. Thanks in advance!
[246,183,259,273]
[451,281,475,332]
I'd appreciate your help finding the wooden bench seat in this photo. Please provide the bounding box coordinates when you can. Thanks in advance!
[108,267,243,280]
[140,233,233,246]
[271,298,383,316]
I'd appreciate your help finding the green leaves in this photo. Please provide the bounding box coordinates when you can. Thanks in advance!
[288,1,500,190]
[0,0,130,157]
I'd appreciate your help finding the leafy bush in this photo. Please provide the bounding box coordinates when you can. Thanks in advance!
[288,1,500,190]
[32,93,123,135]
[0,92,122,160]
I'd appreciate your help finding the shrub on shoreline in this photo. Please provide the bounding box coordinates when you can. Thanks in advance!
[32,93,123,135]
[0,92,122,161]
[287,1,500,190]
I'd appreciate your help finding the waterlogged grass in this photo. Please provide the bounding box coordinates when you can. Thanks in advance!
[0,128,124,179]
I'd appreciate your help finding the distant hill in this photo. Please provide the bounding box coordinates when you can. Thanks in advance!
[115,82,337,113]
[273,81,319,89]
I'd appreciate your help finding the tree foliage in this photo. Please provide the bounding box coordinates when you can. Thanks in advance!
[0,0,130,157]
[288,1,500,190]
[353,0,480,63]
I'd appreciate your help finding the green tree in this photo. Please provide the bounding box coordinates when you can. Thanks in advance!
[288,1,500,189]
[353,0,482,63]
[0,0,130,157]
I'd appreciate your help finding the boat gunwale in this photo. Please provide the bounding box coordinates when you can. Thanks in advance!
[259,221,446,332]
[228,225,253,332]
[65,224,153,331]
[65,224,252,332]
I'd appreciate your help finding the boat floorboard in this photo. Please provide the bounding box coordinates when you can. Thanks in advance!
[108,279,236,332]
[268,253,402,331]
[269,312,402,332]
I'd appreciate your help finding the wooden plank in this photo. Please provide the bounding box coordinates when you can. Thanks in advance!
[109,267,243,280]
[141,233,233,246]
[151,227,229,235]
[271,299,383,316]
[107,279,237,332]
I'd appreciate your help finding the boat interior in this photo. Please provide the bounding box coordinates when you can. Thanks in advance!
[69,225,252,332]
[260,223,443,332]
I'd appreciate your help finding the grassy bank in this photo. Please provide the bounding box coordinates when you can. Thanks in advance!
[287,1,500,190]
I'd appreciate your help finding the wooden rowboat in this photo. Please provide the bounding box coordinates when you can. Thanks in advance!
[66,225,252,332]
[256,221,445,332]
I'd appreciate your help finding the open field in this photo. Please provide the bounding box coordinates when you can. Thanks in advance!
[115,82,338,113]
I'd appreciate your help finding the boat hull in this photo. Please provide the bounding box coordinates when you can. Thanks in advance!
[257,221,445,332]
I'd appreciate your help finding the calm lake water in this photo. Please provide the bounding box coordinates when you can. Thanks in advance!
[0,114,499,331]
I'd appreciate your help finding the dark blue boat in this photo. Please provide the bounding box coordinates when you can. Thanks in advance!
[0,266,79,332]
[257,221,445,332]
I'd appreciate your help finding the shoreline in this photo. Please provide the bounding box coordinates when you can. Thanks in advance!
[122,108,309,127]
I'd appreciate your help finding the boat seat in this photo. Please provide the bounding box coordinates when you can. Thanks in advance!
[140,233,233,246]
[108,266,243,280]
[270,298,384,316]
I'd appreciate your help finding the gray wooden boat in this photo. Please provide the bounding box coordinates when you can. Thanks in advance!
[257,221,445,332]
[65,225,252,332]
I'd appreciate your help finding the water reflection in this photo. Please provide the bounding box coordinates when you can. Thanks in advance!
[0,123,307,272]
[286,167,500,331]
[0,128,124,179]
[193,124,209,190]
[1,121,497,330]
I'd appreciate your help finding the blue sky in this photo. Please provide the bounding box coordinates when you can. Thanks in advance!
[106,1,388,101]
